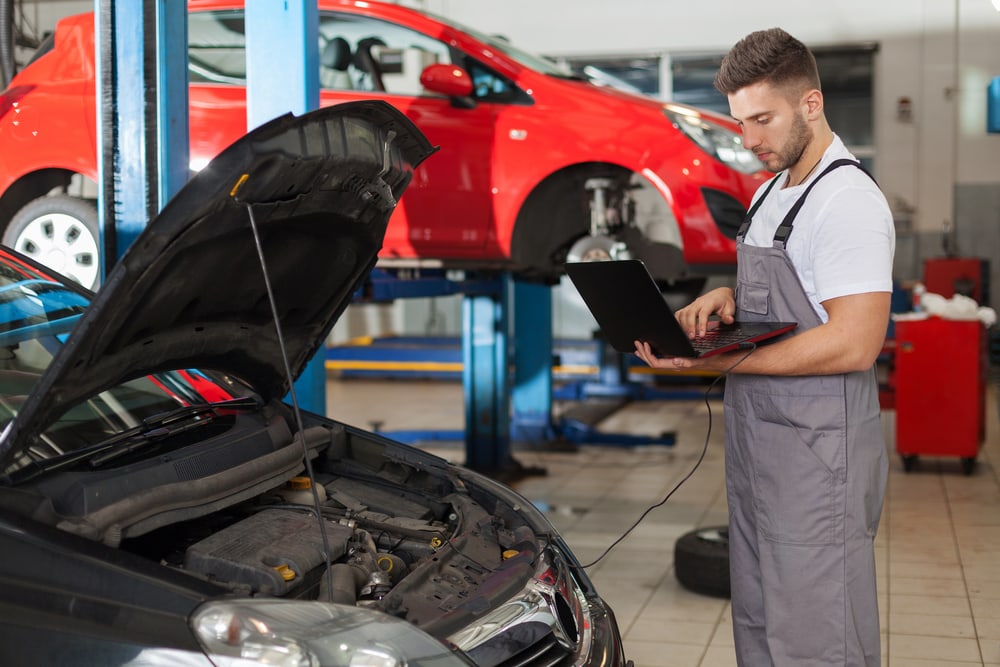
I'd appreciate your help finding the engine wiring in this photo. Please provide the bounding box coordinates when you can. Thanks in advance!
[574,342,757,570]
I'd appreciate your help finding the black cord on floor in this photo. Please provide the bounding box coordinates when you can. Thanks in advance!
[574,344,756,570]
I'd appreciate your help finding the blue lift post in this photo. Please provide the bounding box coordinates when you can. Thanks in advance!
[512,283,679,447]
[462,278,511,473]
[96,0,188,265]
[154,2,189,209]
[510,279,555,444]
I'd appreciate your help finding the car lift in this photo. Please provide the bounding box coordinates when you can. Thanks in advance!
[353,269,687,478]
[328,329,717,442]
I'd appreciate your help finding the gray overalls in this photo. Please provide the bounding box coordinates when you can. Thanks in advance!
[724,160,888,666]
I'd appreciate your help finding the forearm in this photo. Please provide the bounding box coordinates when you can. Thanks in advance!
[710,323,881,376]
[637,291,891,376]
[702,291,891,376]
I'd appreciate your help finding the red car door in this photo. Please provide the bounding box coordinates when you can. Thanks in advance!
[375,93,495,261]
[185,7,496,261]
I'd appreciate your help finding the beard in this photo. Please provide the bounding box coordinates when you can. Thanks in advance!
[760,111,812,174]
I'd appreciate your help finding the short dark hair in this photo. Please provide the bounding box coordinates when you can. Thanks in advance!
[714,28,821,97]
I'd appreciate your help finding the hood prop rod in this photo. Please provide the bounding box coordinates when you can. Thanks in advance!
[240,196,336,603]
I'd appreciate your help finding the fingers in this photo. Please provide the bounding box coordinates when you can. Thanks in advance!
[720,299,737,324]
[633,340,690,370]
[675,287,736,337]
[675,302,715,338]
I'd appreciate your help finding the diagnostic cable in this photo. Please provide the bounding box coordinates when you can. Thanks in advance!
[576,342,757,570]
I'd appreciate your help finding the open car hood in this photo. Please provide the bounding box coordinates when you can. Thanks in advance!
[2,101,434,453]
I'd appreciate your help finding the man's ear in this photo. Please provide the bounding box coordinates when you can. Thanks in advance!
[803,89,824,120]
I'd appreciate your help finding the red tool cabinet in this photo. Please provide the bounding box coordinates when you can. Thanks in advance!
[893,317,987,474]
[923,257,989,304]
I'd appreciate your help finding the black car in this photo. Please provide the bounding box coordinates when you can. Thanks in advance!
[0,101,628,667]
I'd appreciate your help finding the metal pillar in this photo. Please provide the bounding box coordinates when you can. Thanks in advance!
[244,3,319,128]
[244,2,324,414]
[462,278,511,473]
[154,2,189,207]
[510,279,554,443]
[96,0,187,267]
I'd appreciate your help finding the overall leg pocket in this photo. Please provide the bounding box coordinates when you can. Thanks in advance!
[748,382,847,545]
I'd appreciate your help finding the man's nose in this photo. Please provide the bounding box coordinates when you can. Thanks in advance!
[741,127,761,149]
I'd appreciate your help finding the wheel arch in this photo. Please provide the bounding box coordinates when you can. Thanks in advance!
[508,161,688,282]
[0,168,97,232]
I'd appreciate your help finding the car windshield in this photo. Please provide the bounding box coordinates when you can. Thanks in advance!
[0,253,234,473]
[425,11,574,77]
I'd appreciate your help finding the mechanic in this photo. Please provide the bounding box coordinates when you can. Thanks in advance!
[634,28,894,666]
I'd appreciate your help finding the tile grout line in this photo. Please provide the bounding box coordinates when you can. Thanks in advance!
[944,453,987,666]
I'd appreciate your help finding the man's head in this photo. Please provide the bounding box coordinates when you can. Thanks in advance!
[714,28,820,100]
[715,29,830,176]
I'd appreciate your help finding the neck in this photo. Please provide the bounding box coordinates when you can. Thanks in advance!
[787,129,834,187]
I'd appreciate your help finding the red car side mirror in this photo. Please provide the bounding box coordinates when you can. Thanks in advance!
[419,63,473,99]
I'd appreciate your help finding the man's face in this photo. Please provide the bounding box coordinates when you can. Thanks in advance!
[728,81,811,174]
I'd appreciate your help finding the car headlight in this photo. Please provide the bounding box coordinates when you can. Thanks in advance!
[191,599,472,667]
[663,105,763,174]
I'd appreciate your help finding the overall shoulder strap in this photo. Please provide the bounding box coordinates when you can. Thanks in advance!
[772,158,875,249]
[735,174,782,243]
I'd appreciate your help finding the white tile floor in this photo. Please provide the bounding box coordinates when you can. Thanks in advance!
[326,374,1000,667]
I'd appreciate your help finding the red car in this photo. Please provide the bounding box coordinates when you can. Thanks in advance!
[0,0,766,291]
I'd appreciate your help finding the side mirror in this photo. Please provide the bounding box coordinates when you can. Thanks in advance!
[420,63,474,99]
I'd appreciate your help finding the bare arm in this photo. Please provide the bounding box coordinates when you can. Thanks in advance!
[635,291,891,376]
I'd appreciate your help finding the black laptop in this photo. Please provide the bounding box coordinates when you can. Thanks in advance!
[565,259,797,358]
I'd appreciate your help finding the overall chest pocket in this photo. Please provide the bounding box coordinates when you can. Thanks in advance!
[737,280,770,317]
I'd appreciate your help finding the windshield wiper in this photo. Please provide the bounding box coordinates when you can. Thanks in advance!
[4,396,260,484]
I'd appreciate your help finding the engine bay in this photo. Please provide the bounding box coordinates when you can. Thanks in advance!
[104,415,544,639]
[3,401,589,664]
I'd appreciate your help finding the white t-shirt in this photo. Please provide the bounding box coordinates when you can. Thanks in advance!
[742,135,895,323]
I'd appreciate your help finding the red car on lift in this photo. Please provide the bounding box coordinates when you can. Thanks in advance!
[0,0,765,291]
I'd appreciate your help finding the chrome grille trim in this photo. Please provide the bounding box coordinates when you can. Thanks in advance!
[448,545,592,666]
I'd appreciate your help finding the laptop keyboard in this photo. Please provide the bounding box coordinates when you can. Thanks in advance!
[690,327,749,352]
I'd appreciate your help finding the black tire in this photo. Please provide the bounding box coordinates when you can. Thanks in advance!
[674,526,731,598]
[901,454,917,472]
[3,195,102,290]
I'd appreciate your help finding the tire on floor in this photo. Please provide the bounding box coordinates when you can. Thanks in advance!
[674,525,731,598]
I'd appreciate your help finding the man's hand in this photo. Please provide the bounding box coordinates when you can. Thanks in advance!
[675,287,736,338]
[633,340,696,370]
[632,287,736,372]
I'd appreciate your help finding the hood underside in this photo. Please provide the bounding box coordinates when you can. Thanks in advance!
[5,100,434,451]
